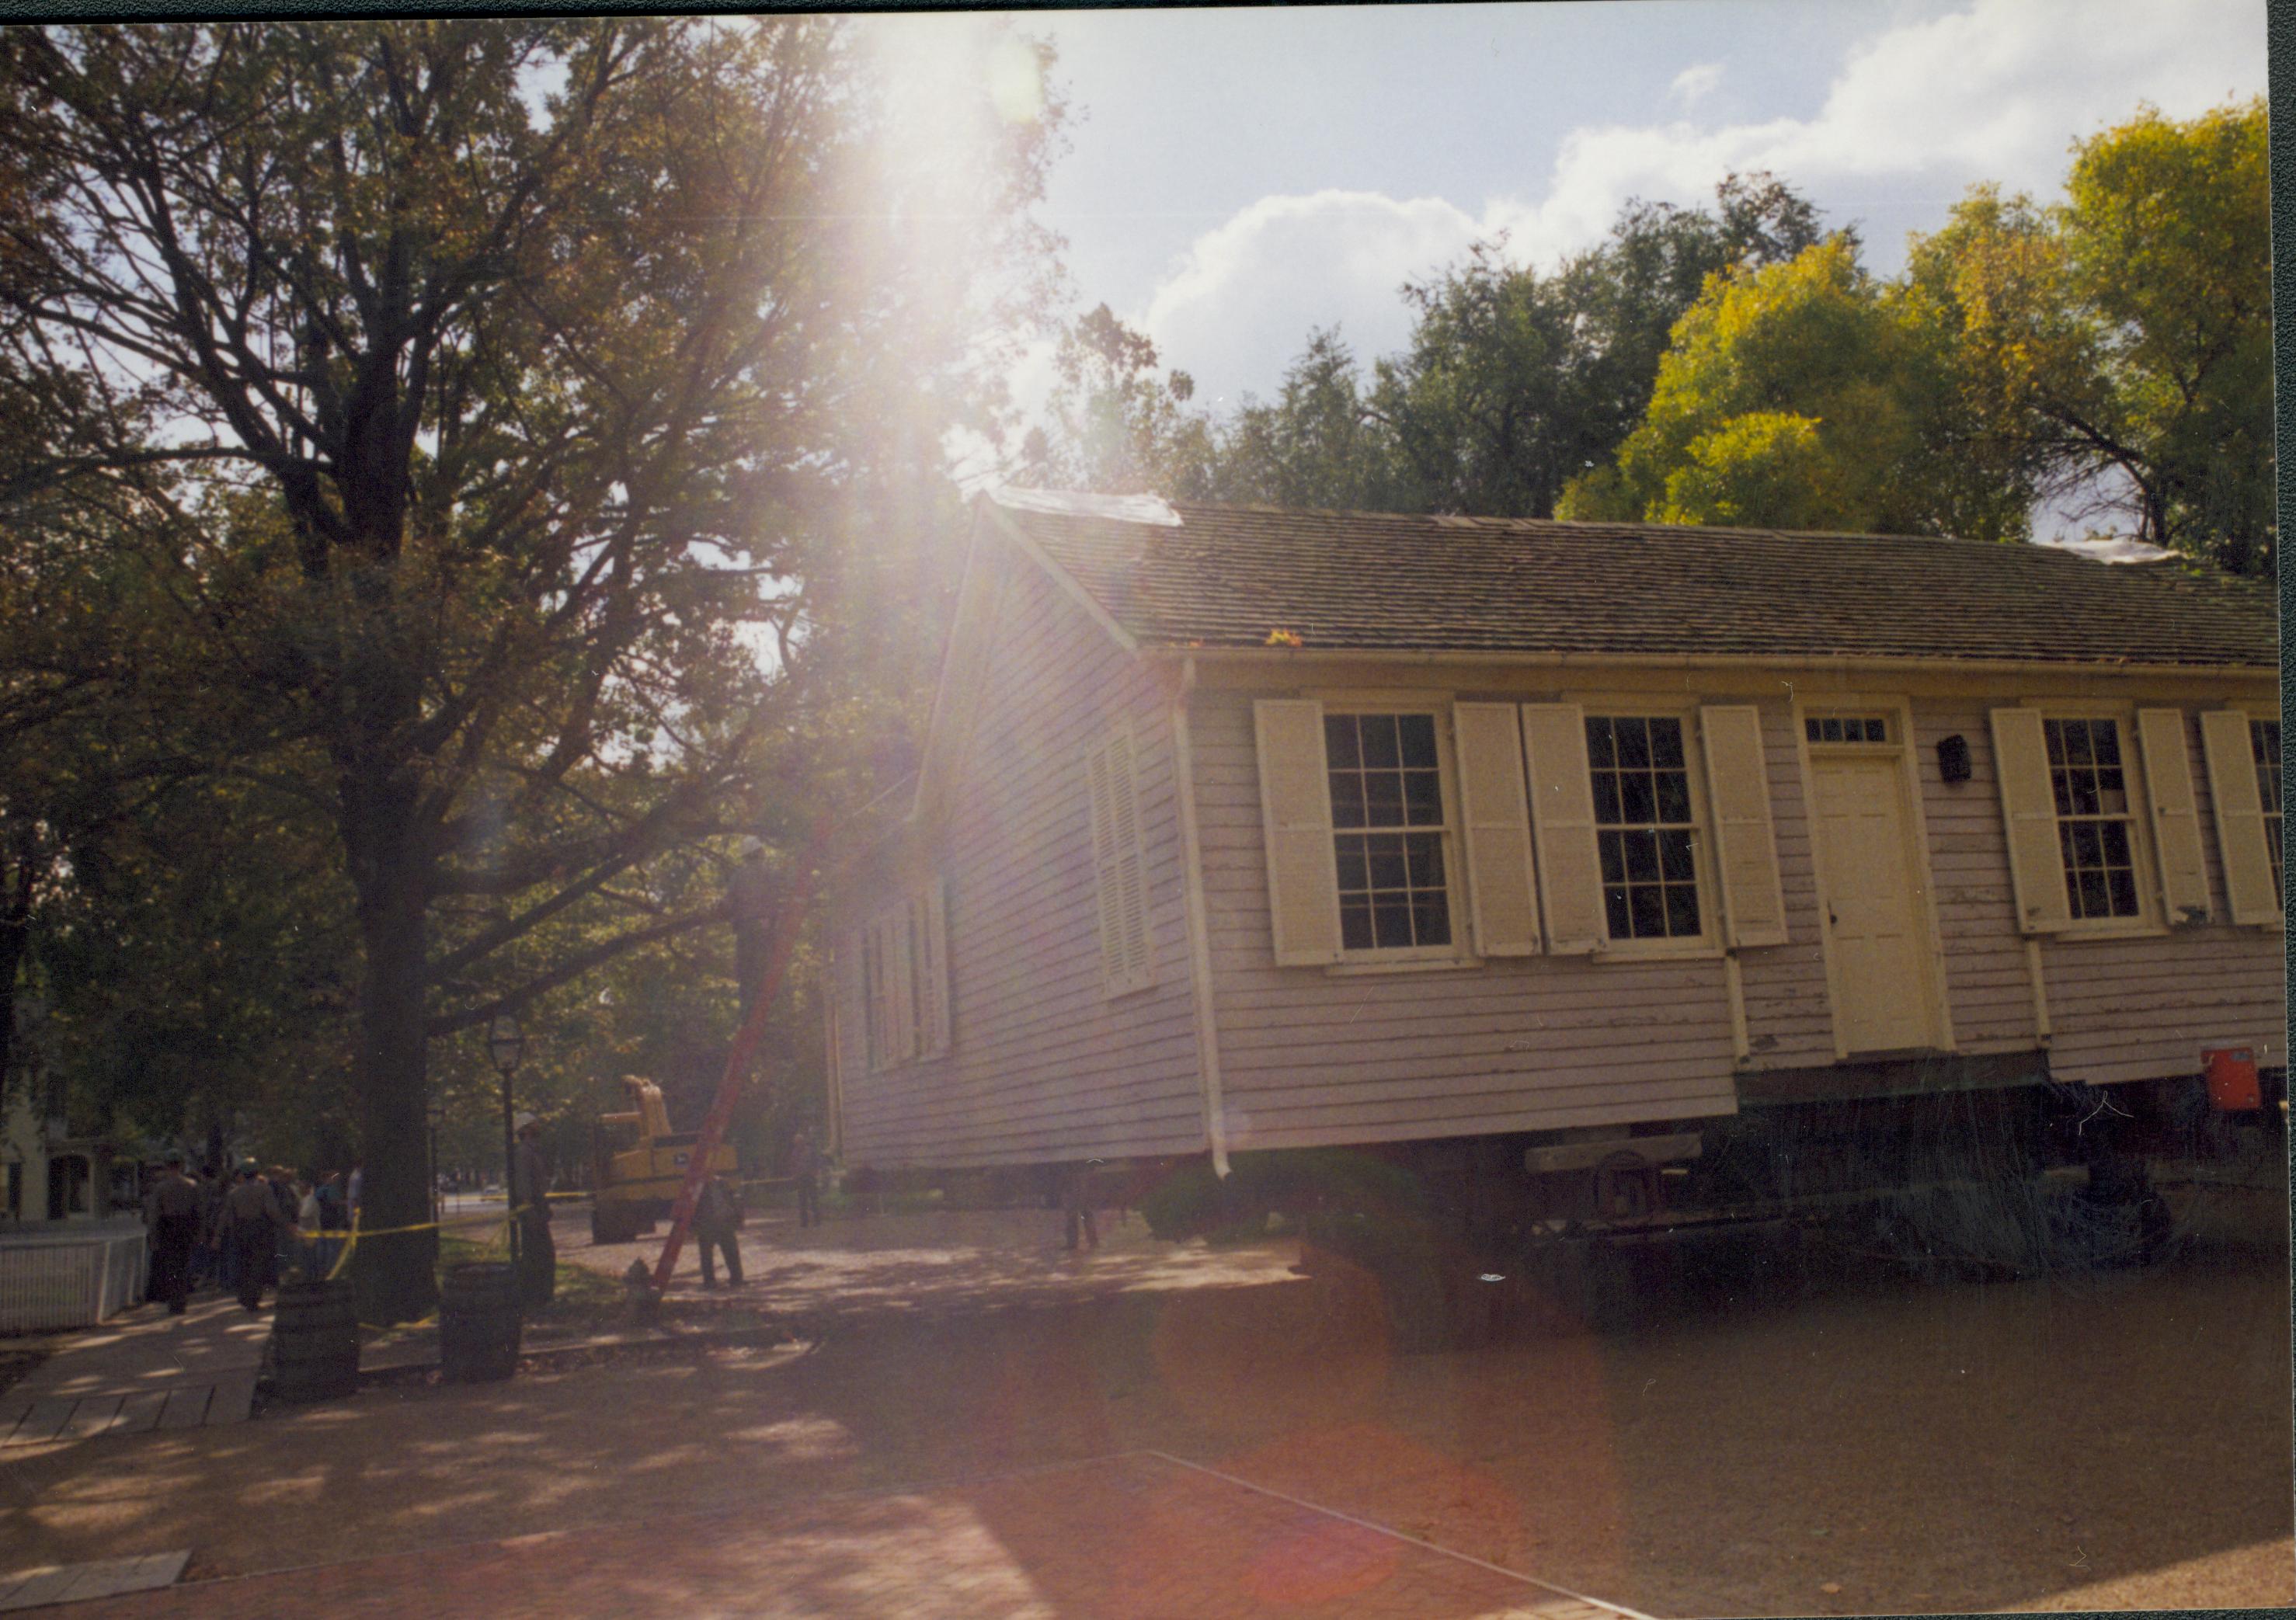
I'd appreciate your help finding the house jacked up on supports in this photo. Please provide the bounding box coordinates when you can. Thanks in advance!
[826,492,2283,1326]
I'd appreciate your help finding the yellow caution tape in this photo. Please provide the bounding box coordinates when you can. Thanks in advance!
[297,1218,442,1242]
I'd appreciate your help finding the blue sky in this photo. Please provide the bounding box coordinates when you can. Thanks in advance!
[892,0,2265,419]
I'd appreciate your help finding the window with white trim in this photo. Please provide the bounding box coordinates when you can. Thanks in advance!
[1325,711,1453,951]
[1805,714,1891,745]
[2044,717,2141,920]
[1586,714,1703,940]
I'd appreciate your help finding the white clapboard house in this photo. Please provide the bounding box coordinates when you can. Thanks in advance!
[826,492,2281,1229]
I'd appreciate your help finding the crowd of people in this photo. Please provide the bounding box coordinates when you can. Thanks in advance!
[133,1118,831,1316]
[138,1152,360,1314]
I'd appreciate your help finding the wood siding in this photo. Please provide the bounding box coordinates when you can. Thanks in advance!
[1191,689,1740,1152]
[833,558,1208,1169]
[1191,680,2283,1155]
[841,580,2280,1170]
[2026,707,2286,1083]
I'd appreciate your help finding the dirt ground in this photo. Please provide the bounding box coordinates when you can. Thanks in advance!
[1,1184,2287,1617]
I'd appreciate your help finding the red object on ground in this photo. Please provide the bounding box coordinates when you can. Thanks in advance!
[2204,1047,2262,1111]
[650,826,832,1295]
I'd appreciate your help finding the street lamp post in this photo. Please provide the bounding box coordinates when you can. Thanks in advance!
[488,1014,525,1261]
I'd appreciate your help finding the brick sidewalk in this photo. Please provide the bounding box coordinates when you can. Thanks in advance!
[69,1453,1647,1620]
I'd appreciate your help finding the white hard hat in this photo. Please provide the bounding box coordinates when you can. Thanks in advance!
[513,1111,539,1133]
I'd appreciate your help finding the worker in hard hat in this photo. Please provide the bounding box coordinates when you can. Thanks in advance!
[510,1112,555,1308]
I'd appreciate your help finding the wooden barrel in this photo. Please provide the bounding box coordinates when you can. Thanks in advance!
[440,1261,522,1382]
[268,1280,360,1401]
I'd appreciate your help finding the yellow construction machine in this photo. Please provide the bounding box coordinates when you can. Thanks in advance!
[588,1076,739,1244]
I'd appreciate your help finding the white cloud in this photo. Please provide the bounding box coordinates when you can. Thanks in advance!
[1489,0,2260,266]
[1129,0,2261,407]
[1135,190,1494,408]
[1670,62,1724,110]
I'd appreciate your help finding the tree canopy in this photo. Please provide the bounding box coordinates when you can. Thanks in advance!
[1028,104,2269,576]
[1557,236,2031,538]
[0,19,1063,1317]
[1031,172,1835,520]
[1901,99,2271,572]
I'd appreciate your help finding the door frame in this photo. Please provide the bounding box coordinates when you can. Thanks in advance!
[1792,695,1957,1059]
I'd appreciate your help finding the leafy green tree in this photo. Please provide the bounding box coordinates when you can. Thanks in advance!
[32,771,360,1166]
[1022,175,1830,520]
[1022,304,1216,496]
[0,20,1062,1318]
[1371,173,1832,517]
[1562,237,2027,537]
[1905,99,2270,572]
[1205,330,1400,510]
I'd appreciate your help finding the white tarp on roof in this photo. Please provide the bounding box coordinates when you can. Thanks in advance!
[990,487,1183,527]
[2030,533,2179,565]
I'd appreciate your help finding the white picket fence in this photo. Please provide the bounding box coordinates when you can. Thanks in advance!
[0,1219,148,1332]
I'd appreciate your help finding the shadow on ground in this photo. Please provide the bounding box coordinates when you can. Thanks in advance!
[0,1187,2285,1617]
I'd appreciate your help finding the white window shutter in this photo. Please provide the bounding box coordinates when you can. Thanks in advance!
[838,928,870,1084]
[1518,704,1606,954]
[1086,739,1120,986]
[1253,699,1344,965]
[2135,709,2211,925]
[885,910,917,1062]
[916,879,951,1054]
[1087,731,1157,994]
[1452,702,1541,955]
[1698,706,1789,948]
[860,922,885,1072]
[1112,733,1154,990]
[2200,710,2280,926]
[871,916,898,1069]
[1989,708,2072,934]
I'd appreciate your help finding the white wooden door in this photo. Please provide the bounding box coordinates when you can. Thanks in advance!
[1811,753,1940,1053]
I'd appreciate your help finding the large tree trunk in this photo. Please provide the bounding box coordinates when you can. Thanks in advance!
[0,836,38,1108]
[344,773,440,1325]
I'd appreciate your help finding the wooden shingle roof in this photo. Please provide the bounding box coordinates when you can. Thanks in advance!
[990,496,2278,669]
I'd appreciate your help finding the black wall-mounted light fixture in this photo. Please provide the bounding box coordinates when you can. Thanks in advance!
[1937,733,1972,783]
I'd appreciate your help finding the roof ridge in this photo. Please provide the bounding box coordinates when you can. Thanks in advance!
[1159,497,2071,552]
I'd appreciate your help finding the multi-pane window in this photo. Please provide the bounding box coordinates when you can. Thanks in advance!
[2253,718,2282,899]
[1325,712,1452,951]
[2044,718,2140,920]
[1806,714,1890,744]
[1587,715,1702,940]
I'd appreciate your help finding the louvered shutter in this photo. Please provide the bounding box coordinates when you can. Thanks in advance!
[837,928,869,1085]
[886,909,913,1060]
[1087,739,1119,981]
[1452,702,1541,955]
[2200,710,2280,926]
[1519,704,1606,954]
[1990,708,2072,933]
[1698,706,1789,948]
[1253,699,1344,965]
[859,923,886,1072]
[1087,730,1157,994]
[2135,709,2210,925]
[1113,735,1155,990]
[915,879,952,1053]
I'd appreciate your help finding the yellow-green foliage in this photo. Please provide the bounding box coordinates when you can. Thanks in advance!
[1564,99,2268,567]
[1905,99,2270,572]
[1564,238,1991,537]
